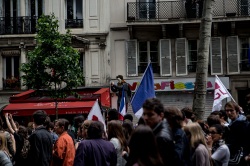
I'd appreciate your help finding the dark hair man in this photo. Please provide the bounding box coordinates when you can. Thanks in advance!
[28,110,53,166]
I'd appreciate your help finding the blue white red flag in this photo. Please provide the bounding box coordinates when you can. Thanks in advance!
[131,63,155,118]
[119,88,126,116]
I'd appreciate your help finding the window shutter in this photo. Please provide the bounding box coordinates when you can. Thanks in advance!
[210,37,223,75]
[159,39,172,76]
[227,36,240,74]
[176,38,187,76]
[126,40,138,76]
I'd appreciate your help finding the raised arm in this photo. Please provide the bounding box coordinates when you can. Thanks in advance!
[4,113,15,135]
[9,114,18,132]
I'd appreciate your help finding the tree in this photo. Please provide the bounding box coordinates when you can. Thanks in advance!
[20,14,84,119]
[192,0,214,120]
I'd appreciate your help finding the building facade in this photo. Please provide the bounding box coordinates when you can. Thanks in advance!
[1,0,250,119]
[0,0,111,108]
[109,0,250,118]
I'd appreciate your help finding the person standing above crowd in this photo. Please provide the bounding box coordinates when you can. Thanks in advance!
[142,98,175,166]
[27,110,53,166]
[111,75,131,112]
[74,121,117,166]
[51,118,75,166]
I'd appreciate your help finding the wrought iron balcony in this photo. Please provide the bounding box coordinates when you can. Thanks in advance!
[127,0,250,21]
[65,19,83,28]
[240,62,250,71]
[2,77,21,90]
[0,16,38,35]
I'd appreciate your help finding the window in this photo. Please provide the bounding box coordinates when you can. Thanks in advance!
[138,41,159,73]
[65,0,83,28]
[3,56,20,90]
[239,38,250,71]
[139,0,156,19]
[188,40,198,72]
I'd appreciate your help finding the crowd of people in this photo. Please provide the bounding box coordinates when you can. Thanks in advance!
[0,98,250,166]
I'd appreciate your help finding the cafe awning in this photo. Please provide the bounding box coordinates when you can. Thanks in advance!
[3,101,95,116]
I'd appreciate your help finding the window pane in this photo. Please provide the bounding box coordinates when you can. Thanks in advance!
[14,56,20,78]
[67,0,74,19]
[139,52,147,62]
[240,38,249,62]
[150,52,158,62]
[6,57,12,78]
[139,42,147,51]
[76,0,83,19]
[150,41,158,51]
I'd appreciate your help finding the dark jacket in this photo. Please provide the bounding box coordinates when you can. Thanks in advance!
[27,126,53,166]
[153,120,175,166]
[74,139,117,166]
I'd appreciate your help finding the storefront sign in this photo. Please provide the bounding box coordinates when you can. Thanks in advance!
[112,77,229,92]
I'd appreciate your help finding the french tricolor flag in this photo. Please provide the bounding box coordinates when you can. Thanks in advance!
[119,88,126,117]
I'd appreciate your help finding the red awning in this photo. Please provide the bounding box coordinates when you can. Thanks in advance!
[3,101,95,116]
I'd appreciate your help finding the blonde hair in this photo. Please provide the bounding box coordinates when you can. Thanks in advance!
[184,122,208,150]
[0,132,10,156]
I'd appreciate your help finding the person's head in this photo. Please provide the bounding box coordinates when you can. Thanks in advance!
[196,120,209,135]
[137,117,145,126]
[123,114,133,122]
[33,110,47,126]
[128,125,164,166]
[81,120,92,139]
[107,109,119,121]
[224,101,240,121]
[116,75,124,83]
[184,122,208,150]
[122,120,134,142]
[74,115,85,128]
[108,120,127,150]
[54,118,69,135]
[219,110,228,122]
[181,106,194,120]
[142,98,164,129]
[206,114,221,127]
[208,124,224,143]
[164,106,184,128]
[18,126,28,139]
[87,121,104,139]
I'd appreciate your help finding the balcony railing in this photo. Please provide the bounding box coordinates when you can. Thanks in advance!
[0,16,38,35]
[127,0,250,21]
[2,77,21,90]
[65,19,83,28]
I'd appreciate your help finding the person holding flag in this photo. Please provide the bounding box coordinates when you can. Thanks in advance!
[111,75,131,115]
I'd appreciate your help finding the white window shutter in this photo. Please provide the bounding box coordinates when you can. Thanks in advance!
[159,39,172,76]
[176,38,187,76]
[210,37,223,75]
[126,40,138,76]
[227,36,240,74]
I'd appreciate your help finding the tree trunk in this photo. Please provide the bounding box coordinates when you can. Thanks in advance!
[192,0,214,120]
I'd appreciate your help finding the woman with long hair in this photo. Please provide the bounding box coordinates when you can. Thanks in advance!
[126,125,164,166]
[0,132,12,166]
[184,122,211,166]
[108,120,128,166]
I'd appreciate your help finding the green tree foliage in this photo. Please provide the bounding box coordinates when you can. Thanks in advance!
[20,14,84,99]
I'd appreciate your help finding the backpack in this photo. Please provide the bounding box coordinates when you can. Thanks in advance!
[21,139,30,159]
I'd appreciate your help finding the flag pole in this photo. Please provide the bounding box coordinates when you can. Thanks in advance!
[215,75,236,103]
[131,62,152,103]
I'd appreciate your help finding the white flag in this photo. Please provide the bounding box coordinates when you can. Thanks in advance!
[87,99,106,131]
[212,76,230,112]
